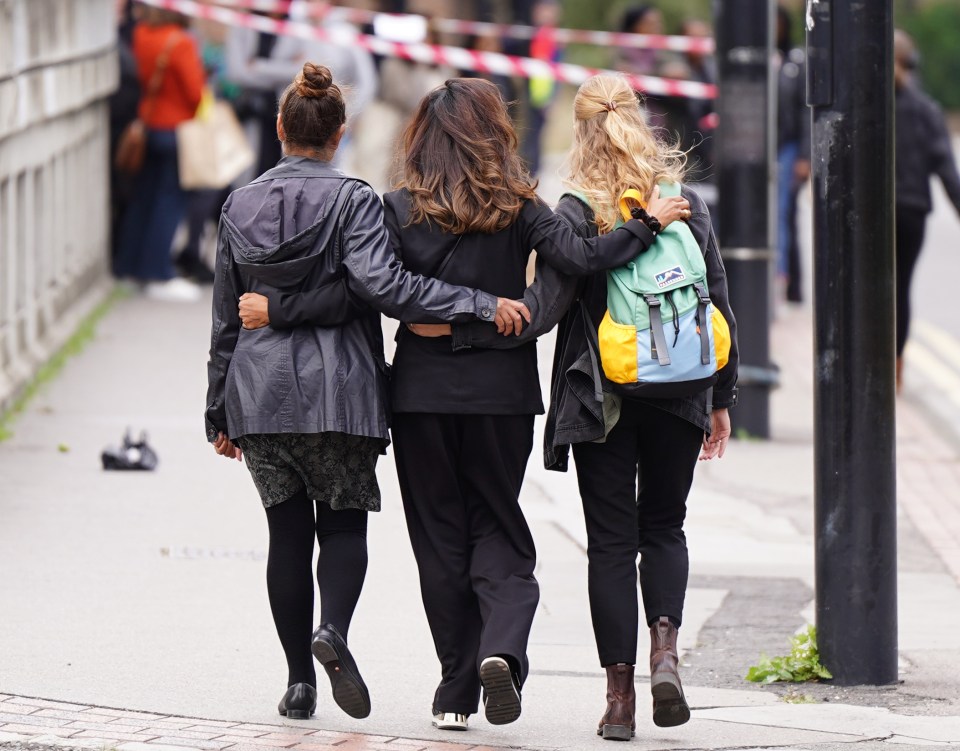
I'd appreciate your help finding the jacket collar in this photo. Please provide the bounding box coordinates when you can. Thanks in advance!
[252,155,345,184]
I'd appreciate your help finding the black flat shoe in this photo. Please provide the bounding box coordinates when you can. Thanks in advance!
[311,623,371,719]
[278,682,317,720]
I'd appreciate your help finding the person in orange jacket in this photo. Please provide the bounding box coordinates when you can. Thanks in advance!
[114,7,206,301]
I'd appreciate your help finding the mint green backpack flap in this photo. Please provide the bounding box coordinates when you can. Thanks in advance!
[606,181,709,337]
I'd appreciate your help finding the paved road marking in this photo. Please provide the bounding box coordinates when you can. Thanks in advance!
[906,338,960,411]
[914,319,960,374]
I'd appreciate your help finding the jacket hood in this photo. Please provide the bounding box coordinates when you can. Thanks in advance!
[220,157,357,287]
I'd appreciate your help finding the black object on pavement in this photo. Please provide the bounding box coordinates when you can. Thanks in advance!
[101,430,159,471]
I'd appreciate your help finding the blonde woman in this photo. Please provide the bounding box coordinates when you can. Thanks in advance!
[429,74,739,739]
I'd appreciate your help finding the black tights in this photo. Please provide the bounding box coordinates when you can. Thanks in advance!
[265,488,368,687]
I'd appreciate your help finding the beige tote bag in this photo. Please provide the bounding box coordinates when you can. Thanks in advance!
[177,100,255,190]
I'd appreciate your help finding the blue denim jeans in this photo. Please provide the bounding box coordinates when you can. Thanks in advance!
[114,129,185,281]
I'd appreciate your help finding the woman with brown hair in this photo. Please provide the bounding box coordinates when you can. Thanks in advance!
[206,63,529,723]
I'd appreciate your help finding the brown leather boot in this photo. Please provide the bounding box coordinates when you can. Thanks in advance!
[649,616,690,727]
[597,663,635,741]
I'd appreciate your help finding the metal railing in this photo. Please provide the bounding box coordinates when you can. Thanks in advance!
[0,0,118,409]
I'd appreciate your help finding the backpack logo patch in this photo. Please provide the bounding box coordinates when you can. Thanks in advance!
[655,265,686,289]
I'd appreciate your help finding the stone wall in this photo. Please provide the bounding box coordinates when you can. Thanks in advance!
[0,0,118,410]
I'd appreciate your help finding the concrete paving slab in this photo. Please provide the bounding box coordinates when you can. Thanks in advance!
[696,703,960,744]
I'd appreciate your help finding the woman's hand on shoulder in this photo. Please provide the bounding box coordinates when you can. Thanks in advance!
[495,298,531,336]
[239,293,270,329]
[700,408,731,461]
[646,185,691,229]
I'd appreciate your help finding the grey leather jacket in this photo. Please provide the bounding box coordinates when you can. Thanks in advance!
[204,157,499,443]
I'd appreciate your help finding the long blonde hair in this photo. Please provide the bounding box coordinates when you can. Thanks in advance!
[565,75,686,234]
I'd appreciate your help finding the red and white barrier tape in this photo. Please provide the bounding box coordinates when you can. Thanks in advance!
[196,0,715,53]
[141,0,717,100]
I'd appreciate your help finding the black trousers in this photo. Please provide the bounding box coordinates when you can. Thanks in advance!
[392,413,539,715]
[572,399,703,667]
[895,205,928,357]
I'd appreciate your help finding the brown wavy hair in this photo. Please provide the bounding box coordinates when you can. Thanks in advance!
[399,78,538,234]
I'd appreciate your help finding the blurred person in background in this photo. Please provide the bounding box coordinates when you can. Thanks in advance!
[114,6,205,301]
[175,17,238,285]
[109,0,141,262]
[461,33,515,106]
[775,5,810,303]
[893,29,960,391]
[225,10,289,177]
[617,5,685,135]
[206,63,529,723]
[677,18,716,182]
[518,0,562,176]
[226,2,377,176]
[617,4,664,79]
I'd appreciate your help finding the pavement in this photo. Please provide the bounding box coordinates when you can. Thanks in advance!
[2,177,960,751]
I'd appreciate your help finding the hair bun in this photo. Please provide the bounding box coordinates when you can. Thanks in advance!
[296,62,333,99]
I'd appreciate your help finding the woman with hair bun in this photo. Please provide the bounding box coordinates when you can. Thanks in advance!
[205,63,530,723]
[437,74,739,739]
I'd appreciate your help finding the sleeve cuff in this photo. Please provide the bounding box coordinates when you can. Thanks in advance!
[451,324,472,351]
[619,219,656,245]
[712,388,739,410]
[475,292,498,322]
[267,294,288,329]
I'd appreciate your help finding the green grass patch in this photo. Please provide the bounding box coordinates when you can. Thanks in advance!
[0,286,127,442]
[781,689,818,704]
[746,625,832,684]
